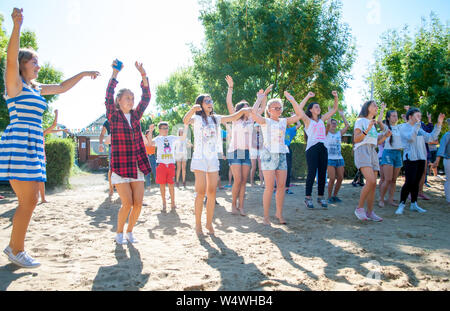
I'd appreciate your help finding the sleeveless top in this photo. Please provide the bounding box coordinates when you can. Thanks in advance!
[305,119,326,151]
[0,80,47,182]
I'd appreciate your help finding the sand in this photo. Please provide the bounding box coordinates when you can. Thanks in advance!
[0,172,449,291]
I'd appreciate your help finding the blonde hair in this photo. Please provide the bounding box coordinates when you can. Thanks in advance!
[18,48,39,89]
[265,98,283,118]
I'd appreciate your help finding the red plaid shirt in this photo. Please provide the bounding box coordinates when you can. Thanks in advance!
[105,78,151,178]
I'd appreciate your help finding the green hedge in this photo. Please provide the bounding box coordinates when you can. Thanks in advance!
[45,138,75,188]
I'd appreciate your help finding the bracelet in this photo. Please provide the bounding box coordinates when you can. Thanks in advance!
[362,131,367,136]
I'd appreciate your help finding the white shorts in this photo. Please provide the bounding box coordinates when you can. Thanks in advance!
[250,148,261,159]
[190,158,220,173]
[175,153,188,162]
[111,169,145,185]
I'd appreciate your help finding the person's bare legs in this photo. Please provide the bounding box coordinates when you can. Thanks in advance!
[194,171,206,236]
[359,167,378,214]
[379,164,393,207]
[327,166,336,199]
[181,161,187,185]
[126,181,144,233]
[115,183,133,234]
[168,183,176,209]
[274,169,287,224]
[176,161,182,185]
[334,166,345,197]
[230,165,242,214]
[387,167,401,206]
[238,165,251,216]
[108,169,114,196]
[159,184,167,211]
[8,180,39,255]
[250,159,256,185]
[205,172,218,235]
[262,170,275,225]
[38,182,48,203]
[258,157,264,186]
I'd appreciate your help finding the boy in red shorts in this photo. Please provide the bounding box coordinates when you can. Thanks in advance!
[148,122,184,211]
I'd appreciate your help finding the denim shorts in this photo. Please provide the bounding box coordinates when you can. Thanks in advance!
[227,149,251,166]
[260,148,287,171]
[380,149,403,168]
[328,158,345,168]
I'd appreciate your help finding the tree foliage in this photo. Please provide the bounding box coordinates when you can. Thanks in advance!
[368,13,449,119]
[191,0,356,114]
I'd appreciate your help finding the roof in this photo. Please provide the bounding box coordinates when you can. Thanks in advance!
[76,114,107,137]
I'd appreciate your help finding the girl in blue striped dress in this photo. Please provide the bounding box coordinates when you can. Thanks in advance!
[1,8,99,268]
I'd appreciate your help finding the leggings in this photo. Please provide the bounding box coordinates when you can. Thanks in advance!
[286,145,293,188]
[305,143,328,197]
[400,159,426,203]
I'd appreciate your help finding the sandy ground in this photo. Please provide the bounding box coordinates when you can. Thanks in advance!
[0,172,449,291]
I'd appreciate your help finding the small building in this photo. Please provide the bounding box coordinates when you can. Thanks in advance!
[76,114,109,170]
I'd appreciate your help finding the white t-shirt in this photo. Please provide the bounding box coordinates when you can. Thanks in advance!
[325,131,343,160]
[383,124,403,150]
[173,138,188,158]
[228,117,254,152]
[192,114,223,160]
[154,135,178,164]
[354,118,378,150]
[124,113,132,127]
[261,118,289,154]
[305,119,326,151]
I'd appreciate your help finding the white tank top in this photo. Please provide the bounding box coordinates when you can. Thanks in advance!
[305,119,326,151]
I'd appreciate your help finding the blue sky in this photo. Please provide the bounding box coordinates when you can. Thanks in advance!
[0,0,449,130]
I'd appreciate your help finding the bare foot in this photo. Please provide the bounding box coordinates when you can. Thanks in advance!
[387,201,399,207]
[378,200,385,208]
[171,204,177,210]
[231,206,239,215]
[275,213,286,224]
[263,217,271,226]
[162,205,167,213]
[196,226,204,237]
[206,224,215,236]
[238,208,246,216]
[40,199,49,204]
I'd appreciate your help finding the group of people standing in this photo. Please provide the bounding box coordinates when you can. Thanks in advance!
[0,8,448,270]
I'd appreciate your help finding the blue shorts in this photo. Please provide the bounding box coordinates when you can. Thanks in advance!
[328,158,345,168]
[227,149,251,166]
[380,149,403,168]
[260,149,287,171]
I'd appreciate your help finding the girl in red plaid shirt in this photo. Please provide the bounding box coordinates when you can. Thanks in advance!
[106,60,151,245]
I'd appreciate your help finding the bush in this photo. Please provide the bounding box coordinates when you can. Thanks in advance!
[341,143,357,178]
[45,138,75,188]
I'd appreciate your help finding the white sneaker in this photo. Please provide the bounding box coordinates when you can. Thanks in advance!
[115,233,128,245]
[126,232,139,244]
[395,203,406,215]
[410,202,427,213]
[4,247,41,269]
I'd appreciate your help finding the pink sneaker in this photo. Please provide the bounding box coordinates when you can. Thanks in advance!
[418,193,430,200]
[354,208,369,221]
[366,211,383,222]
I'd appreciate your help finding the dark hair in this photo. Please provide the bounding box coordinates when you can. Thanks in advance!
[158,122,169,129]
[195,94,217,125]
[330,118,337,124]
[359,100,376,118]
[406,107,421,121]
[305,102,321,120]
[385,110,396,145]
[235,100,249,121]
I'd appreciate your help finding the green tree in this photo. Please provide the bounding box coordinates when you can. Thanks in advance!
[0,14,63,131]
[367,13,449,119]
[192,0,356,115]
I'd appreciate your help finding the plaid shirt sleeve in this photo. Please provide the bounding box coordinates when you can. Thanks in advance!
[134,78,151,120]
[105,78,118,122]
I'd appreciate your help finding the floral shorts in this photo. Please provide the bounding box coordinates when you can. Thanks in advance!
[260,149,287,171]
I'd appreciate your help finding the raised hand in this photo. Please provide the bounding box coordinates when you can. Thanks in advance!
[11,8,23,28]
[135,61,146,77]
[149,124,155,132]
[307,91,315,98]
[338,109,345,117]
[367,119,377,132]
[331,90,338,98]
[192,104,202,112]
[284,91,294,101]
[380,102,386,110]
[438,113,445,125]
[112,60,122,75]
[404,105,410,112]
[225,75,234,88]
[264,84,274,96]
[84,71,100,80]
[427,112,432,123]
[257,89,265,100]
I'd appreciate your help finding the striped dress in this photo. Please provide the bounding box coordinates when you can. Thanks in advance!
[0,80,47,182]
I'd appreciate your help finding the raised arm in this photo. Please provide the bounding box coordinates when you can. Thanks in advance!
[146,124,156,147]
[41,71,100,96]
[133,62,151,120]
[321,91,339,122]
[250,90,267,125]
[99,125,107,153]
[183,105,201,125]
[221,107,252,124]
[339,110,350,136]
[284,91,313,127]
[376,102,386,132]
[420,113,444,143]
[105,61,120,121]
[5,8,24,98]
[43,109,58,136]
[225,75,235,114]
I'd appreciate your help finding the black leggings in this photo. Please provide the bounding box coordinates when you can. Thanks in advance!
[305,143,328,197]
[400,159,426,203]
[286,145,293,188]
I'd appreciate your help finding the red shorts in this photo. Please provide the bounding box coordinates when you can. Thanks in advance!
[155,163,175,185]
